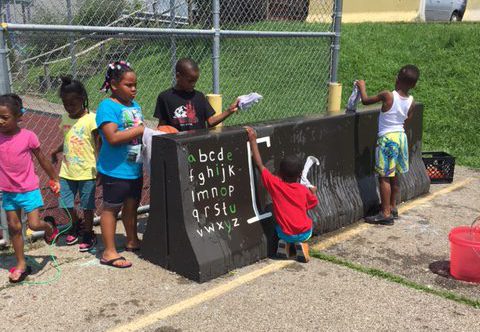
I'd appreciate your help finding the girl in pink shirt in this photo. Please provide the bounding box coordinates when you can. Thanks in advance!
[0,94,60,283]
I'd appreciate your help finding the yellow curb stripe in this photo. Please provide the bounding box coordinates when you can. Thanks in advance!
[110,177,476,332]
[313,178,476,252]
[108,260,293,332]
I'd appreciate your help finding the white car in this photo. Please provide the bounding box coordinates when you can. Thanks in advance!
[425,0,468,21]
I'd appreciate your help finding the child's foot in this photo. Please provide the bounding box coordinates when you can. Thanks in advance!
[8,265,32,283]
[294,242,310,263]
[79,231,97,252]
[391,208,399,219]
[66,219,82,245]
[365,212,394,225]
[43,218,59,245]
[276,240,291,259]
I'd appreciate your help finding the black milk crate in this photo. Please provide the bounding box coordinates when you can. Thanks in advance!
[422,152,455,184]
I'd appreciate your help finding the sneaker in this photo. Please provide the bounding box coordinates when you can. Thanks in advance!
[365,212,394,225]
[43,217,59,245]
[79,231,96,252]
[276,240,291,259]
[65,220,81,245]
[392,208,399,219]
[294,242,310,263]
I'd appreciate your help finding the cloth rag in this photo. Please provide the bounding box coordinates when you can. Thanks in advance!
[301,156,320,188]
[238,92,263,110]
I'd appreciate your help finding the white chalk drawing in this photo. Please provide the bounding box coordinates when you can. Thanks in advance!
[247,136,273,224]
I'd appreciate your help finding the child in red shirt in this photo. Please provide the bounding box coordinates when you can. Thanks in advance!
[245,127,318,262]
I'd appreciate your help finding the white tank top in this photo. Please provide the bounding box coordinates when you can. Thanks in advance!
[378,90,413,137]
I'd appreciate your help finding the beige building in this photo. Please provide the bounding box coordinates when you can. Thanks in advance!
[308,0,479,23]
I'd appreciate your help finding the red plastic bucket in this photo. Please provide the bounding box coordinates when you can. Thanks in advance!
[449,226,480,283]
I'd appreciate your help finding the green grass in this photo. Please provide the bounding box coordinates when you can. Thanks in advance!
[16,22,480,168]
[340,22,480,169]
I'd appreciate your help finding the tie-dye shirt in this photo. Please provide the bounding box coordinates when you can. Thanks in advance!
[59,112,97,180]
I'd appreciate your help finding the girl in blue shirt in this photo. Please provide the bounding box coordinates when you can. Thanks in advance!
[96,61,144,268]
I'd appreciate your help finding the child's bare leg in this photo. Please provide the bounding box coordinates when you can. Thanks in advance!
[122,197,140,249]
[100,207,121,260]
[379,177,392,216]
[294,242,310,263]
[7,210,26,271]
[26,209,53,235]
[390,176,399,210]
[64,208,79,225]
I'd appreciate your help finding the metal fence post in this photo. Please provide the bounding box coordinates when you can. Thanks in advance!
[66,0,77,79]
[0,26,11,95]
[330,0,342,83]
[170,0,177,86]
[212,0,220,94]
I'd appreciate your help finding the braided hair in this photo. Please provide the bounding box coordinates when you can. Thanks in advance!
[0,93,25,117]
[100,60,133,93]
[59,76,89,111]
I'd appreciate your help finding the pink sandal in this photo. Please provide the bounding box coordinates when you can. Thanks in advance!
[8,266,32,283]
[43,217,59,245]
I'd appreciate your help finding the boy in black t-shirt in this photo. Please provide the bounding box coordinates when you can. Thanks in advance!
[154,58,238,132]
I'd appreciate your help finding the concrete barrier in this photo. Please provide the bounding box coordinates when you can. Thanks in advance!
[141,105,430,282]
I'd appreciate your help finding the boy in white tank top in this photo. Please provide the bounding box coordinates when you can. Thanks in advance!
[356,65,420,225]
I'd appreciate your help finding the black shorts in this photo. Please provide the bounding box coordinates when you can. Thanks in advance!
[100,174,143,208]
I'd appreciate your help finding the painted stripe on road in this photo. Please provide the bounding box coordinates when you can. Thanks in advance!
[109,178,476,332]
[108,260,293,332]
[312,178,476,251]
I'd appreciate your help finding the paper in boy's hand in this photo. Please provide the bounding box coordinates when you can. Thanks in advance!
[346,81,361,113]
[238,92,263,110]
[301,156,320,188]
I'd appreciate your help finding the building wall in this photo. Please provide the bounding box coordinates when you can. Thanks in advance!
[464,0,480,21]
[308,0,422,23]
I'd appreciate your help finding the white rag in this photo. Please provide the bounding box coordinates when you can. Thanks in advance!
[137,127,166,174]
[300,156,320,188]
[238,92,263,110]
[346,81,361,112]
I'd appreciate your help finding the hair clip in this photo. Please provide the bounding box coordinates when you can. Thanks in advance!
[20,107,26,114]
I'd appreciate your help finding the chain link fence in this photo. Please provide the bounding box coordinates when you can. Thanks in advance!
[0,0,340,234]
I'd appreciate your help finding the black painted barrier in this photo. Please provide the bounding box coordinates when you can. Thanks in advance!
[141,105,430,282]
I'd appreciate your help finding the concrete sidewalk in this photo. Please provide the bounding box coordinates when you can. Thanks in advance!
[0,166,479,331]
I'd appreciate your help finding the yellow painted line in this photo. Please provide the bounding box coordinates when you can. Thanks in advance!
[398,178,475,213]
[108,260,293,332]
[313,177,476,251]
[110,177,477,332]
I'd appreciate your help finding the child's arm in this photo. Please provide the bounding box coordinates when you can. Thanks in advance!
[207,99,239,127]
[50,143,63,164]
[404,100,416,128]
[245,126,265,172]
[101,122,144,145]
[92,129,100,159]
[32,147,60,194]
[357,80,393,111]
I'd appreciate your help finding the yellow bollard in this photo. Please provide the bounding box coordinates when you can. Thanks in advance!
[327,82,342,115]
[206,94,223,127]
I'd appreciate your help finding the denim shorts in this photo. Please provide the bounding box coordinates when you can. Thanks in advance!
[276,225,312,244]
[59,178,96,210]
[1,189,44,213]
[100,174,143,209]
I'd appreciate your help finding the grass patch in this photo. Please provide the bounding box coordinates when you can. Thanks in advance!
[311,250,480,309]
[340,22,480,169]
[14,22,480,168]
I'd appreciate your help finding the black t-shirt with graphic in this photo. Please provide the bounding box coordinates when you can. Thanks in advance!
[154,88,216,132]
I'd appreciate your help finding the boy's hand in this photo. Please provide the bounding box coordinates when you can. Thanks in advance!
[228,98,239,113]
[356,80,366,90]
[309,186,317,194]
[50,152,58,164]
[244,126,257,141]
